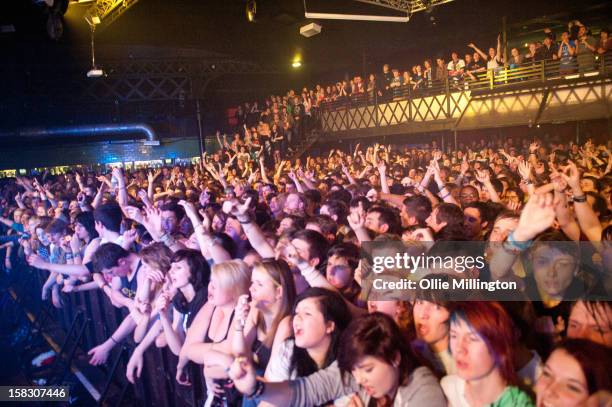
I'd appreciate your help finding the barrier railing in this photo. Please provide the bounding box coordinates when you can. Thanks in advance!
[6,264,202,407]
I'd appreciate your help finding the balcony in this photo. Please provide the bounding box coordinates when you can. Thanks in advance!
[319,54,612,139]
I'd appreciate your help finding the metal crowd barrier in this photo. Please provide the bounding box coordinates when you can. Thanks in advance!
[7,263,204,407]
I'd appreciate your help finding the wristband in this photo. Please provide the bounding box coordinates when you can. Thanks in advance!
[506,231,533,251]
[110,336,120,345]
[237,214,252,224]
[572,194,587,203]
[247,380,265,399]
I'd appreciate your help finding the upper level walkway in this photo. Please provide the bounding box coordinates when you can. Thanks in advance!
[319,55,612,139]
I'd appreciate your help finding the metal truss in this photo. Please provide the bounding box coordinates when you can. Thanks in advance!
[355,0,454,14]
[83,0,141,32]
[81,57,268,102]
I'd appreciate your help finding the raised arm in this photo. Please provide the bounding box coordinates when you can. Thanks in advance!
[178,200,231,263]
[562,161,602,242]
[230,198,275,258]
[468,42,488,61]
[488,193,556,281]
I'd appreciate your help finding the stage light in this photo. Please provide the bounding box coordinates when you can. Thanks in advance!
[300,22,321,38]
[86,25,105,78]
[292,61,302,68]
[246,0,256,22]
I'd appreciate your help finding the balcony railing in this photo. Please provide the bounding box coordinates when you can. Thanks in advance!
[319,52,612,113]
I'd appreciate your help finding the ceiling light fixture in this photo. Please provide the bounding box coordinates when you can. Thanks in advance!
[86,25,104,78]
[304,11,409,23]
[246,0,256,22]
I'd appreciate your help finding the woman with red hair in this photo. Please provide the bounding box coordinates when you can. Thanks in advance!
[441,301,534,407]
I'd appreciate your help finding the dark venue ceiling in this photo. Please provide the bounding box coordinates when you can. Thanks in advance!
[1,0,610,130]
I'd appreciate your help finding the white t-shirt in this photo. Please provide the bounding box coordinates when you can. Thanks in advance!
[265,339,296,381]
[447,59,466,72]
[487,58,500,71]
[441,375,471,407]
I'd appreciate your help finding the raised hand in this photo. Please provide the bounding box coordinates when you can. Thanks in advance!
[124,206,145,224]
[529,142,540,153]
[142,207,163,239]
[513,193,556,241]
[518,161,532,181]
[560,160,581,192]
[506,200,522,212]
[112,167,124,185]
[198,209,212,232]
[475,169,490,184]
[177,200,199,221]
[348,203,367,230]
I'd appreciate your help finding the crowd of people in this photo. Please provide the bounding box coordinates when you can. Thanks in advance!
[232,21,611,122]
[0,128,611,406]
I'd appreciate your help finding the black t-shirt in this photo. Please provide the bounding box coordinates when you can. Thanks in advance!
[537,44,558,61]
[172,286,208,329]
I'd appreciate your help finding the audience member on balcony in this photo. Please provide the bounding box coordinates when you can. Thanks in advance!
[538,34,559,61]
[466,52,486,81]
[336,81,348,100]
[524,43,538,65]
[575,25,597,72]
[558,31,577,74]
[382,64,393,98]
[423,59,433,86]
[353,77,365,95]
[366,73,381,101]
[325,85,334,102]
[447,52,465,84]
[434,57,447,81]
[402,71,412,92]
[468,34,504,74]
[412,65,424,90]
[508,48,523,69]
[389,69,403,99]
[597,29,611,55]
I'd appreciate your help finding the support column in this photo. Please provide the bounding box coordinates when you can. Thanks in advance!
[196,99,204,157]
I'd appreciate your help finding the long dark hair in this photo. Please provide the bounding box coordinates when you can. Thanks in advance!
[171,249,210,310]
[290,288,350,377]
[75,211,98,240]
